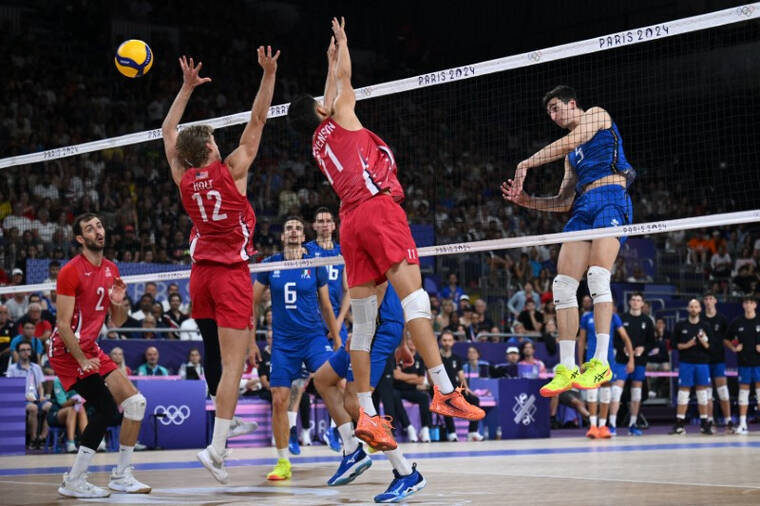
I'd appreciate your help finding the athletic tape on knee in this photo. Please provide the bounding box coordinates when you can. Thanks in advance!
[122,393,147,421]
[611,385,623,403]
[350,295,378,352]
[586,388,598,403]
[552,275,579,310]
[599,387,611,404]
[587,266,612,304]
[630,387,642,402]
[677,389,691,406]
[401,288,431,322]
[696,389,708,406]
[716,385,729,402]
[738,389,750,406]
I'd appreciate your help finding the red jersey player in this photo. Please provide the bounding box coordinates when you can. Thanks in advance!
[287,18,484,454]
[49,213,150,498]
[161,47,277,483]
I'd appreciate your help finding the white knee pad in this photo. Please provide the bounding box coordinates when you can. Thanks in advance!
[707,388,713,401]
[717,385,730,402]
[122,393,147,421]
[401,288,431,322]
[350,295,378,353]
[630,387,642,402]
[756,388,760,404]
[586,388,599,403]
[552,275,579,310]
[738,389,750,406]
[599,386,611,404]
[611,384,623,403]
[587,266,612,304]
[696,389,708,406]
[677,389,691,406]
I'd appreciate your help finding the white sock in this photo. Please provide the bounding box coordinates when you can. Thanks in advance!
[70,446,96,479]
[212,417,231,455]
[384,447,413,476]
[589,415,597,427]
[427,364,454,394]
[276,447,289,460]
[560,340,576,369]
[116,445,134,474]
[740,415,747,427]
[677,413,686,420]
[338,423,358,454]
[609,414,617,428]
[599,418,607,427]
[358,392,377,416]
[287,411,297,429]
[629,414,637,427]
[700,414,707,420]
[593,334,610,365]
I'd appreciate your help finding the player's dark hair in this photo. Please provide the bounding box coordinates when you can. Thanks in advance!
[283,216,306,228]
[542,85,578,108]
[703,291,716,298]
[742,295,757,303]
[73,213,102,236]
[629,291,644,300]
[313,207,334,220]
[287,94,321,137]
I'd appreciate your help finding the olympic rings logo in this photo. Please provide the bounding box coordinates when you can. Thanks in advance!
[529,51,542,63]
[736,5,755,17]
[154,404,191,425]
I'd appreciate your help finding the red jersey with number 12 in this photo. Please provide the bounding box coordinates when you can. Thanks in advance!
[312,118,404,218]
[50,255,119,356]
[179,160,256,264]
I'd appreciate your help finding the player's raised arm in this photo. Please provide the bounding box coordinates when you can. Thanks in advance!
[108,277,128,328]
[162,56,212,185]
[501,156,577,213]
[330,17,361,129]
[226,46,280,182]
[323,36,339,112]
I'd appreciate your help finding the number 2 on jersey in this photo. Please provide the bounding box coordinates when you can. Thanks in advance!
[192,190,228,222]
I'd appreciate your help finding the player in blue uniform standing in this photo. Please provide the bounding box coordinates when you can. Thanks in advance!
[304,207,350,451]
[577,309,633,439]
[313,282,426,503]
[503,85,636,396]
[253,217,342,481]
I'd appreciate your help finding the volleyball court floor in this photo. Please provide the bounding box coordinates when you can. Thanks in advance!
[1,433,759,505]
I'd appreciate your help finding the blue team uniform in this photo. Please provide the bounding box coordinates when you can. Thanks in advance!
[257,252,333,388]
[564,122,635,244]
[329,284,405,387]
[304,240,349,344]
[581,312,633,381]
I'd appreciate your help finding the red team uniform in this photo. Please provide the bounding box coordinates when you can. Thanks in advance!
[180,160,255,329]
[312,118,418,287]
[49,255,120,390]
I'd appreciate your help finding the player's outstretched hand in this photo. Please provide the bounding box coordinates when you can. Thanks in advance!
[78,357,101,373]
[500,179,529,206]
[179,56,212,88]
[109,277,126,304]
[326,36,337,65]
[331,16,347,43]
[257,45,280,74]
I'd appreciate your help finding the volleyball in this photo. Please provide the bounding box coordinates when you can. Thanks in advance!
[114,39,153,78]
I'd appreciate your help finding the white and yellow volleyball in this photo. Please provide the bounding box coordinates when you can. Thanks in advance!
[114,39,153,78]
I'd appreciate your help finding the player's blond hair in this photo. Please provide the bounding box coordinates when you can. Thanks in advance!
[176,125,214,168]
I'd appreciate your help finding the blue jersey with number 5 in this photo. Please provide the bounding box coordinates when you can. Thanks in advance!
[257,252,328,341]
[567,121,634,193]
[304,240,344,318]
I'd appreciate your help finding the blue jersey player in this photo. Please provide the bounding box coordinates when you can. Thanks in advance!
[253,217,342,481]
[503,85,636,396]
[312,282,426,503]
[304,207,350,346]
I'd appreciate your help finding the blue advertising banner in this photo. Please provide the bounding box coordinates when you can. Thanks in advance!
[134,379,206,449]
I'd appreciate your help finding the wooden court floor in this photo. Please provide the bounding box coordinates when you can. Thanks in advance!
[1,433,759,505]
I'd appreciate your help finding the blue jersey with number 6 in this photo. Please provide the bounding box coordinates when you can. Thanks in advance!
[257,252,329,342]
[304,240,344,317]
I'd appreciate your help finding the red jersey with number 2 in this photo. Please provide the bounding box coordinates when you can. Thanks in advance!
[50,255,119,356]
[180,160,256,264]
[312,118,404,219]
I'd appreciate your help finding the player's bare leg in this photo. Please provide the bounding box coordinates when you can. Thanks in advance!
[597,385,612,438]
[585,389,599,438]
[542,241,589,396]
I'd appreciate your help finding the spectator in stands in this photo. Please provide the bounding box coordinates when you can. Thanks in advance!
[140,314,158,339]
[163,293,187,339]
[130,293,154,321]
[473,299,494,332]
[47,376,87,453]
[435,299,456,332]
[136,346,169,376]
[109,347,132,376]
[26,294,55,325]
[626,265,653,283]
[440,273,465,309]
[513,253,531,285]
[16,303,52,342]
[611,256,627,282]
[32,208,57,244]
[539,319,559,356]
[535,267,552,295]
[10,321,44,363]
[710,243,732,278]
[179,302,202,341]
[463,346,490,379]
[687,230,714,269]
[733,246,756,276]
[3,203,32,234]
[507,281,540,318]
[733,264,758,295]
[517,298,544,333]
[438,330,483,441]
[7,340,50,449]
[392,336,432,443]
[518,341,546,379]
[458,294,471,312]
[647,317,671,399]
[443,311,463,337]
[490,346,520,379]
[5,279,28,321]
[0,304,15,374]
[179,348,205,380]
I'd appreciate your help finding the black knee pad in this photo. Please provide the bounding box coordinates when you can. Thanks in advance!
[73,374,119,450]
[197,318,221,395]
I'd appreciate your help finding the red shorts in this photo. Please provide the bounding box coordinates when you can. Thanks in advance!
[190,261,253,329]
[50,347,117,391]
[341,194,419,288]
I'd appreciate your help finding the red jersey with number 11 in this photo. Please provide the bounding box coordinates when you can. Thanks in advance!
[50,255,119,356]
[179,160,256,264]
[312,118,404,218]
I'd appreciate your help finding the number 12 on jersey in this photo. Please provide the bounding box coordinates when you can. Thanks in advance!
[192,190,228,222]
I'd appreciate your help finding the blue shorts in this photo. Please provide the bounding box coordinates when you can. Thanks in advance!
[270,335,333,388]
[328,321,403,388]
[612,363,646,382]
[709,362,726,379]
[564,185,633,244]
[738,365,760,385]
[678,362,711,388]
[324,322,349,344]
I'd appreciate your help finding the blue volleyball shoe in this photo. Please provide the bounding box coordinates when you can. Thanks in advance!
[374,463,426,503]
[323,427,343,453]
[327,443,372,486]
[288,426,301,455]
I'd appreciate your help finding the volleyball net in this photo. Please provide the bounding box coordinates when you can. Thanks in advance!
[1,4,760,301]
